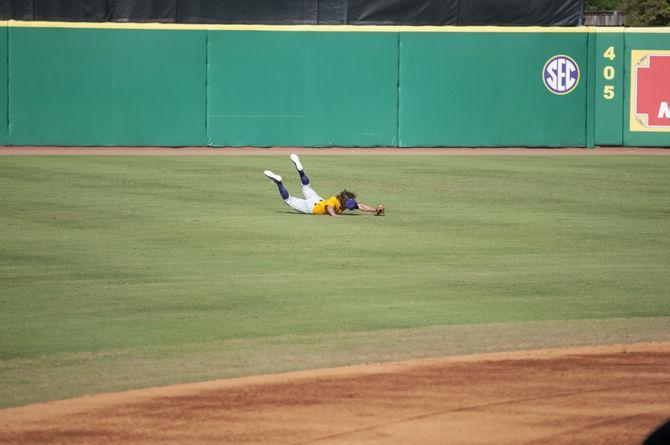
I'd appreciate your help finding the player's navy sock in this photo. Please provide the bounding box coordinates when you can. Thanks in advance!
[299,171,309,186]
[276,182,289,200]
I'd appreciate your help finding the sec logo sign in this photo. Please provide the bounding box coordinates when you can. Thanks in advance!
[543,55,580,95]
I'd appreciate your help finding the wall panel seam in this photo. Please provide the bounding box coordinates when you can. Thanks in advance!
[395,32,400,147]
[5,23,8,142]
[205,30,209,147]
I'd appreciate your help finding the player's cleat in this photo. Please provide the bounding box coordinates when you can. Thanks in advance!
[264,170,282,183]
[290,153,303,172]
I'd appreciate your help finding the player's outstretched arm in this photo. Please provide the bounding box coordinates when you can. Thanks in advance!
[357,203,384,215]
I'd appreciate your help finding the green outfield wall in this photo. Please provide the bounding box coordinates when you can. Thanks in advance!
[8,26,207,146]
[0,23,668,147]
[207,31,398,147]
[399,31,588,147]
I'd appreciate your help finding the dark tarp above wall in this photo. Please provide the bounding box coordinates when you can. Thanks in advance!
[110,0,176,23]
[1,0,584,25]
[33,0,109,22]
[346,0,460,25]
[176,0,318,24]
[457,0,585,26]
[0,0,33,20]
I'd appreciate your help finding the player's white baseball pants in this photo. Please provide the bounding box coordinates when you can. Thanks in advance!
[284,184,323,214]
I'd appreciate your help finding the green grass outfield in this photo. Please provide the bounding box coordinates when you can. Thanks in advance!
[1,154,669,408]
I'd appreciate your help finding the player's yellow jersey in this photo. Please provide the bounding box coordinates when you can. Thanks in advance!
[312,196,343,215]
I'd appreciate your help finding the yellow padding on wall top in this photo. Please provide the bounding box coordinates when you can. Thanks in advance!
[2,20,669,33]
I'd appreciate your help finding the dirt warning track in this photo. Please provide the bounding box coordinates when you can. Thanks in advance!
[1,343,668,444]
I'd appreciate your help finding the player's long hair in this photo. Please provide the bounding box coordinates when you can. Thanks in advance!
[337,190,356,206]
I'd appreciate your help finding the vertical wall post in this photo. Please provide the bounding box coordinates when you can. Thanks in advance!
[586,28,597,148]
[593,27,624,146]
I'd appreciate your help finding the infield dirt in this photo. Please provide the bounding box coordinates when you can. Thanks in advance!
[1,342,668,445]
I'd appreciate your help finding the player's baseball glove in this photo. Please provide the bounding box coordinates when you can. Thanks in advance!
[374,204,385,216]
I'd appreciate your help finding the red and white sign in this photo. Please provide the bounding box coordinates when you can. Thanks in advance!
[631,51,670,132]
